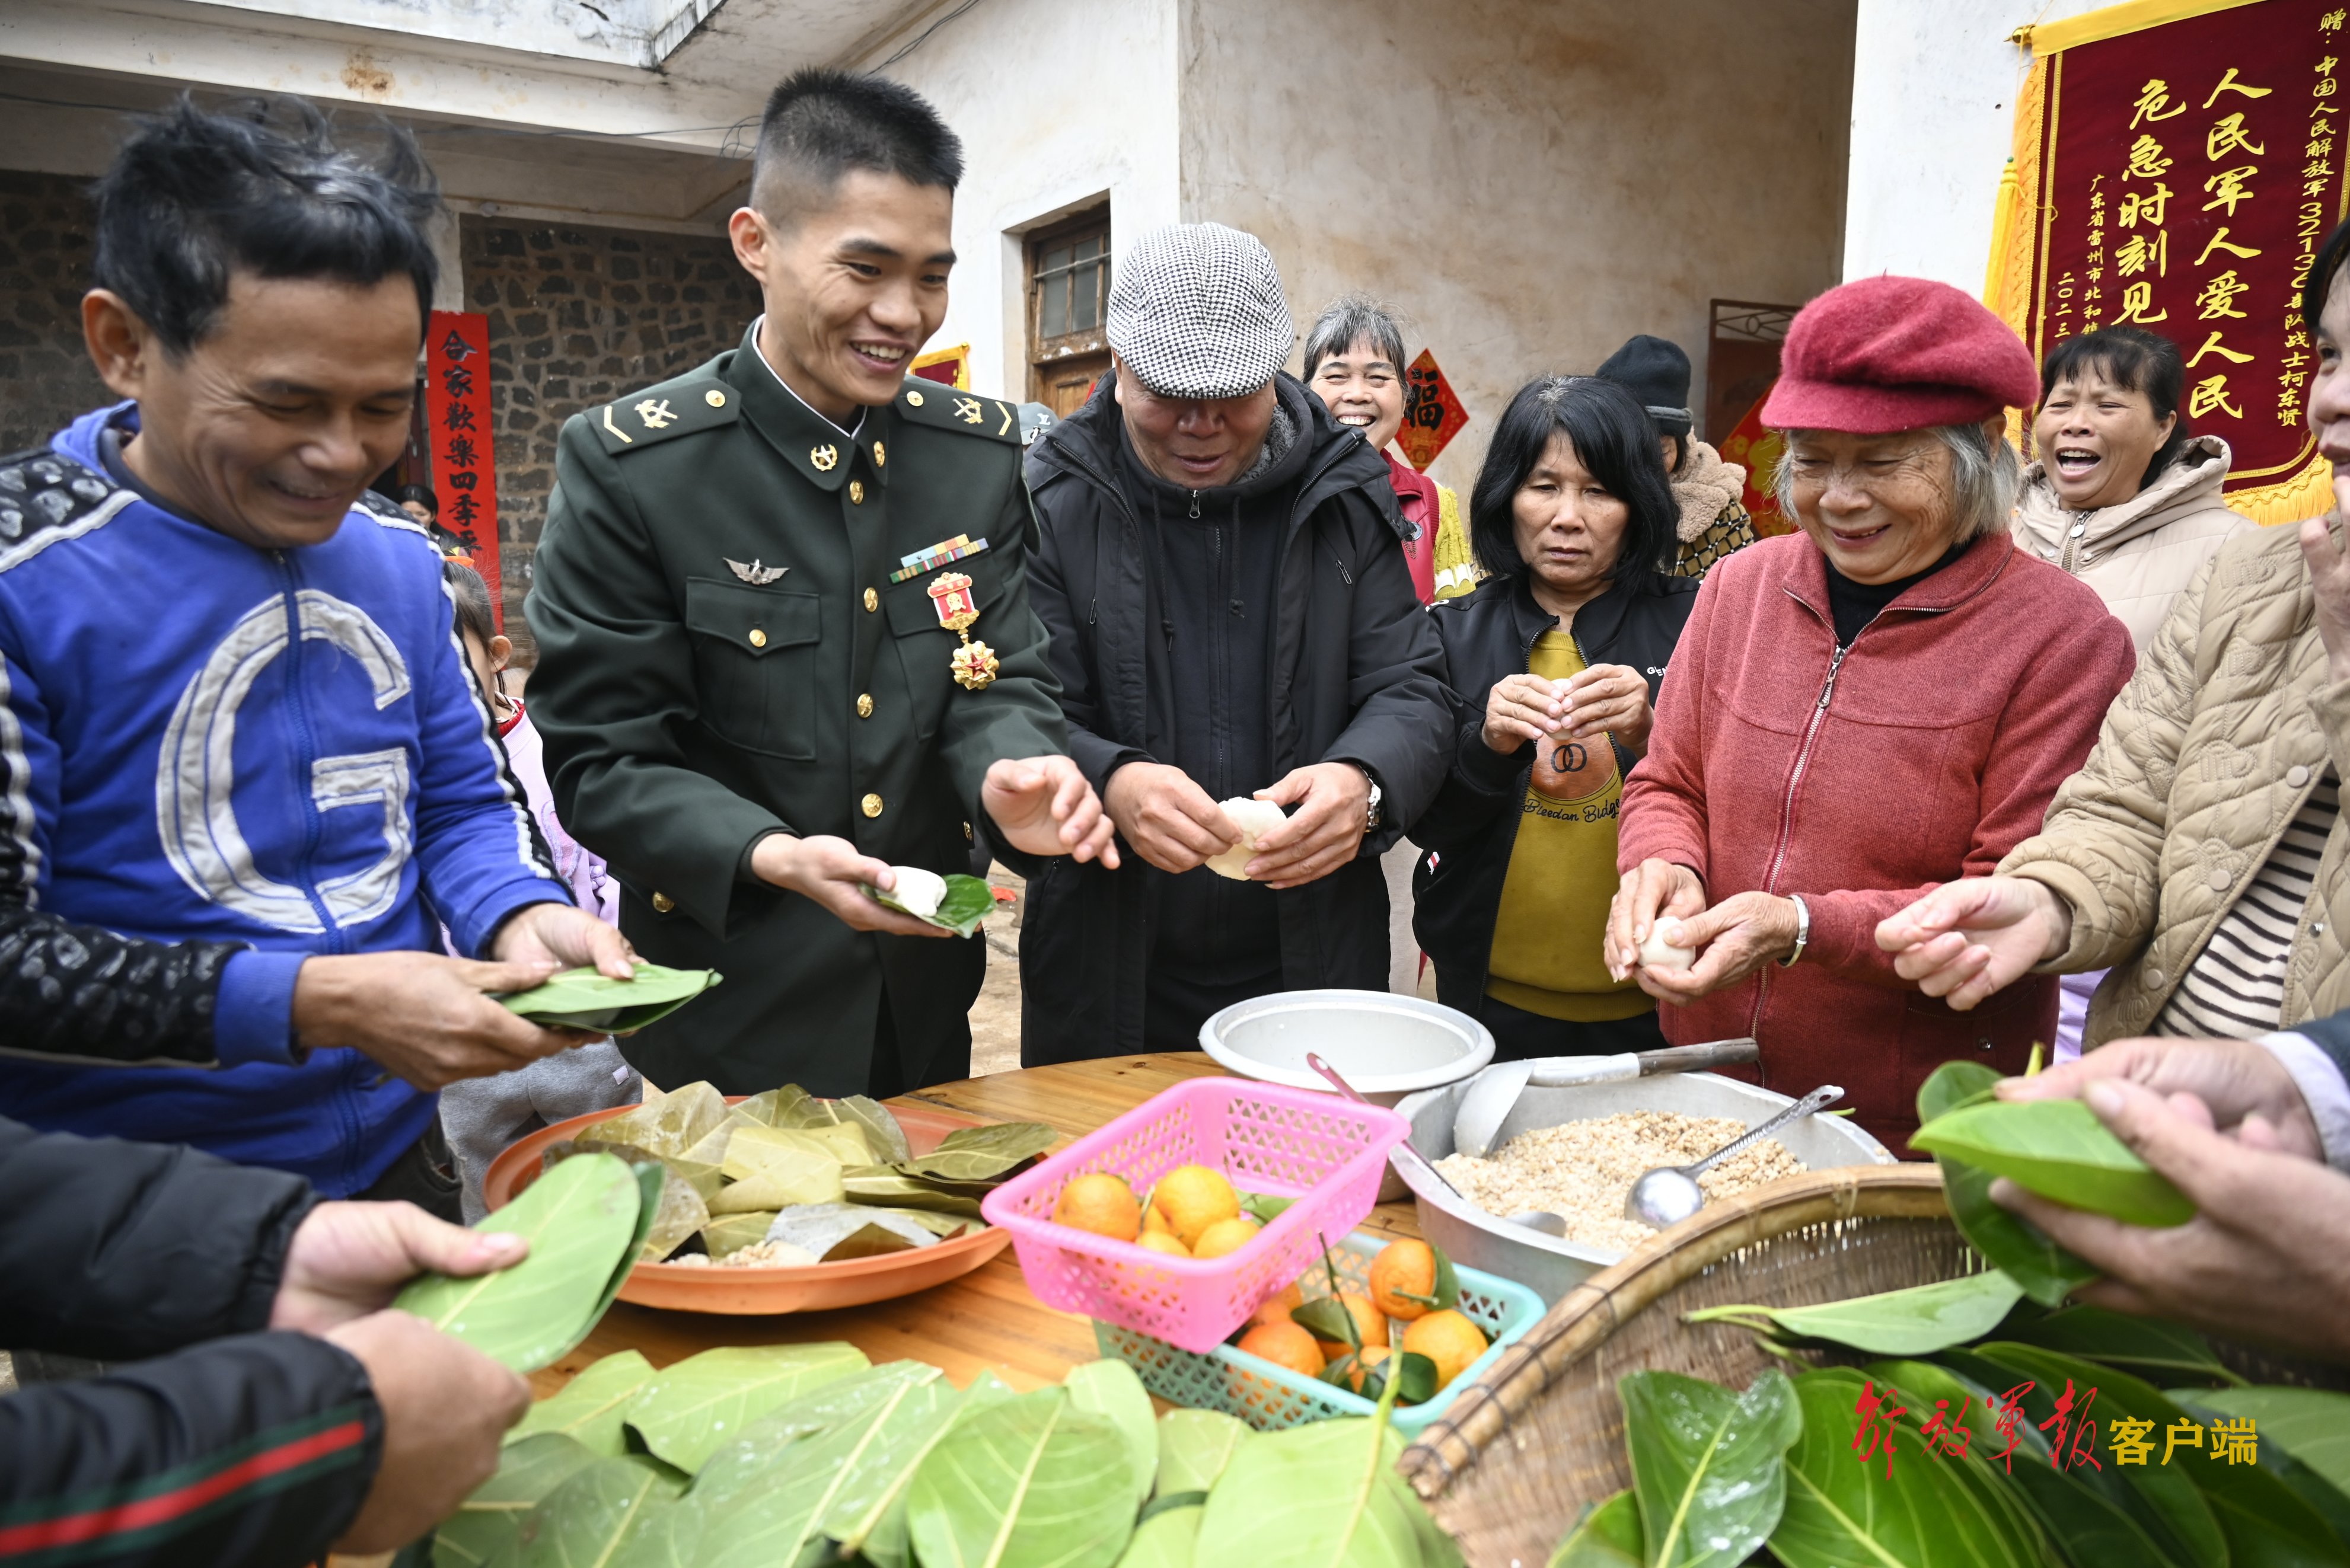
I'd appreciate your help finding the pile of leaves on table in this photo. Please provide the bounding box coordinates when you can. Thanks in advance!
[1549,1059,2350,1567]
[550,1080,1056,1267]
[413,1343,1467,1568]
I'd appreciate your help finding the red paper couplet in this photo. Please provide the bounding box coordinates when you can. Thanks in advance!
[424,309,503,622]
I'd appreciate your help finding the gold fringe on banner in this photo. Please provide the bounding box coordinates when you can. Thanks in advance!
[2229,456,2336,525]
[2017,0,2265,56]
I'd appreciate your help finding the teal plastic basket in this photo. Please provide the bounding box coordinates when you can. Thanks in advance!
[1092,1229,1543,1437]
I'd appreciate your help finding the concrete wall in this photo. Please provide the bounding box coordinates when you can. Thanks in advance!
[1842,0,2105,288]
[1177,0,1858,494]
[860,0,1181,403]
[0,170,107,455]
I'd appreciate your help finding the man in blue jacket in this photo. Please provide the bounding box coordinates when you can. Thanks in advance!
[0,96,629,1206]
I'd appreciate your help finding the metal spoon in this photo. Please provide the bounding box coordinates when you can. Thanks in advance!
[1303,1052,1467,1200]
[1624,1084,1844,1230]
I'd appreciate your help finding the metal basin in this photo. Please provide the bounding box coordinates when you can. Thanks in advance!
[1394,1072,1897,1304]
[1201,989,1494,1199]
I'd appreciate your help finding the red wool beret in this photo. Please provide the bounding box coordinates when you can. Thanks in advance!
[1762,275,2039,434]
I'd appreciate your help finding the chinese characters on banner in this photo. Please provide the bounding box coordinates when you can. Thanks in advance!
[424,309,502,622]
[1996,0,2350,521]
[1396,349,1470,471]
[1850,1377,2259,1476]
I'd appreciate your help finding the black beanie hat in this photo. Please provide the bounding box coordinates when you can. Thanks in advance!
[1595,334,1694,437]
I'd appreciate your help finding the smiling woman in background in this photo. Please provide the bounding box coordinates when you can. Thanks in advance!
[2013,325,2253,655]
[1303,295,1478,603]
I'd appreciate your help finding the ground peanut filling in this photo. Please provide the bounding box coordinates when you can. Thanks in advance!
[1433,1110,1804,1252]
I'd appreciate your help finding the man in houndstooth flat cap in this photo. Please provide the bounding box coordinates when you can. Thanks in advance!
[1016,221,1453,1064]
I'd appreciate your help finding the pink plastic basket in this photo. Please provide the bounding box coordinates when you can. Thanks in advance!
[981,1076,1408,1353]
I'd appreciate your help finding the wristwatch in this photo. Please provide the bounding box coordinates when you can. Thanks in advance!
[1354,764,1383,832]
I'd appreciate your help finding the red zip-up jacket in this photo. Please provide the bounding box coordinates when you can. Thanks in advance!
[1618,529,2135,1147]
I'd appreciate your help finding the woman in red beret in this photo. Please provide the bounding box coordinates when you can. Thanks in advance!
[1603,276,2135,1148]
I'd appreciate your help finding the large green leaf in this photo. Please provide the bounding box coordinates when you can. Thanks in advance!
[907,1387,1135,1568]
[394,1152,642,1372]
[557,1139,724,1205]
[1912,1069,2100,1308]
[856,1372,1025,1568]
[1870,1357,2188,1568]
[2172,1387,2350,1551]
[895,1122,1060,1183]
[435,1433,600,1567]
[1545,1492,1643,1568]
[727,1120,872,1169]
[1618,1369,1799,1568]
[875,872,997,937]
[742,1085,914,1165]
[2001,1306,2241,1387]
[508,1352,657,1457]
[620,1342,870,1473]
[590,1082,731,1162]
[841,1167,991,1216]
[1114,1500,1201,1568]
[1686,1271,2025,1357]
[1917,1061,2005,1122]
[2177,1385,2350,1496]
[1979,1345,2350,1568]
[1190,1412,1426,1568]
[696,1212,780,1258]
[498,963,720,1033]
[1912,1100,2194,1227]
[668,1363,953,1568]
[498,1453,684,1565]
[1770,1369,2048,1568]
[707,1144,845,1214]
[1066,1359,1158,1508]
[1156,1409,1252,1496]
[1967,1345,2237,1567]
[768,1202,940,1260]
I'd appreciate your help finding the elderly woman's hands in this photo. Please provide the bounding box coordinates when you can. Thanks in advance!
[1874,875,2074,1009]
[1481,664,1654,757]
[1989,1070,2350,1361]
[1632,891,1804,1001]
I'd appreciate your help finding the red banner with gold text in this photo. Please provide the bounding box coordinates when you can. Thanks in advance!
[424,309,502,622]
[2008,0,2350,520]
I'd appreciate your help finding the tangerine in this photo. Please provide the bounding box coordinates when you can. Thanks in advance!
[1400,1308,1488,1391]
[1053,1172,1140,1243]
[1153,1164,1241,1247]
[1137,1230,1191,1258]
[1310,1291,1391,1363]
[1344,1343,1393,1394]
[1249,1282,1305,1328]
[1190,1215,1261,1260]
[1236,1320,1324,1378]
[1367,1238,1440,1320]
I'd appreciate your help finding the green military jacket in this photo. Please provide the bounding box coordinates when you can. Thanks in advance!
[526,326,1067,1096]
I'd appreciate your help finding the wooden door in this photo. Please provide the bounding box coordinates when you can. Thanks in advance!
[1028,205,1111,416]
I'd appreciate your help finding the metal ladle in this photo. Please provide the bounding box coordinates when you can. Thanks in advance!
[1624,1084,1844,1231]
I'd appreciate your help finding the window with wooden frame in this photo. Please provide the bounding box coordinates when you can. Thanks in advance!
[1026,204,1111,417]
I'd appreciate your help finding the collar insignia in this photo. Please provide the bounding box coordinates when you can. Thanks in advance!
[811,443,840,472]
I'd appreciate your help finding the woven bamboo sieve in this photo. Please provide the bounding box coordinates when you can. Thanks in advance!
[1396,1163,2350,1568]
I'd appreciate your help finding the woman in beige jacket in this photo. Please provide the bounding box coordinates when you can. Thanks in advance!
[2012,326,2255,656]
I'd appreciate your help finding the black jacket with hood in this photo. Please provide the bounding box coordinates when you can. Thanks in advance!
[1410,566,1698,1018]
[1018,375,1452,1062]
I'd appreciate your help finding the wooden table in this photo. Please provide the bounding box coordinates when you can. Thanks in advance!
[531,1052,1423,1399]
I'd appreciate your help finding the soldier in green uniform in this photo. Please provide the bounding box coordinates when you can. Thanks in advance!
[525,69,1115,1097]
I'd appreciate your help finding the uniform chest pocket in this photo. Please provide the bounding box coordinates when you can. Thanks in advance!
[684,577,822,760]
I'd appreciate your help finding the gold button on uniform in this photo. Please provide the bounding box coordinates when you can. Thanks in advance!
[651,891,675,913]
[873,441,887,468]
[704,389,727,407]
[907,390,925,407]
[748,627,767,648]
[861,793,884,818]
[863,587,879,612]
[849,481,865,505]
[856,693,874,718]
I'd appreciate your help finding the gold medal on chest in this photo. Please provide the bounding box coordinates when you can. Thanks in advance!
[926,571,999,691]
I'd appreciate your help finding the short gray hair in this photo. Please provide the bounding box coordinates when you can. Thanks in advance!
[1302,293,1407,379]
[1773,422,2020,542]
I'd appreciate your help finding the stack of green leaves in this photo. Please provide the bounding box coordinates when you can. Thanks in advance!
[394,1152,660,1373]
[499,963,722,1034]
[1544,1272,2350,1566]
[550,1080,1055,1267]
[426,1345,1469,1568]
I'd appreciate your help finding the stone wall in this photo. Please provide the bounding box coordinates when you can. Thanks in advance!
[0,170,110,455]
[458,213,755,660]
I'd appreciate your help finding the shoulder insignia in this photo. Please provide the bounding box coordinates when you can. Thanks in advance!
[591,376,741,456]
[896,381,1020,443]
[0,448,135,574]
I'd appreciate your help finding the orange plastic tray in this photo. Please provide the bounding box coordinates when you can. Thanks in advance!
[481,1098,1015,1315]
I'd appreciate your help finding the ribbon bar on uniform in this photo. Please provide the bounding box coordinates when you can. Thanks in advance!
[887,534,991,583]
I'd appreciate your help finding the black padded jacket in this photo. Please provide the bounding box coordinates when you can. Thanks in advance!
[0,900,240,1066]
[0,1117,381,1567]
[1410,567,1700,1018]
